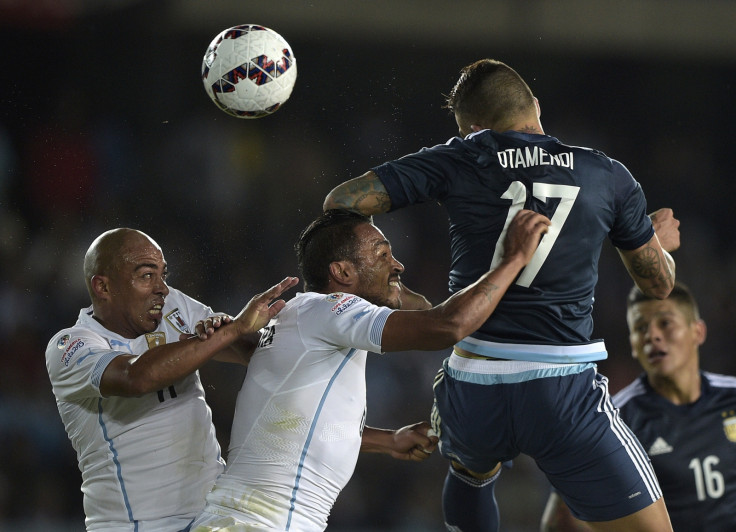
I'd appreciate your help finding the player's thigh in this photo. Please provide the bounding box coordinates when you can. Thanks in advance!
[530,370,662,522]
[431,363,517,473]
[586,498,672,532]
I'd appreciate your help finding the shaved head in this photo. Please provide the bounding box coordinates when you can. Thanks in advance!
[84,228,162,300]
[445,59,537,135]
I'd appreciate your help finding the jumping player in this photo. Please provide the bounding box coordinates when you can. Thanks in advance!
[45,228,297,531]
[323,59,677,531]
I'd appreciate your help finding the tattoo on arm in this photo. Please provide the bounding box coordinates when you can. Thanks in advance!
[629,245,674,291]
[333,178,391,214]
[475,278,501,303]
[629,246,660,279]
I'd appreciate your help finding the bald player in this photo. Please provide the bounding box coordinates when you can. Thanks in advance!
[45,227,297,531]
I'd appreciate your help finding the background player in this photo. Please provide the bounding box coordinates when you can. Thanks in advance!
[323,59,676,530]
[45,227,297,531]
[191,208,550,531]
[541,281,736,531]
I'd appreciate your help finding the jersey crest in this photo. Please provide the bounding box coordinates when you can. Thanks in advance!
[722,410,736,442]
[145,332,166,349]
[165,308,192,334]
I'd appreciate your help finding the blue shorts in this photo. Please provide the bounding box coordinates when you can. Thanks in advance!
[430,353,662,522]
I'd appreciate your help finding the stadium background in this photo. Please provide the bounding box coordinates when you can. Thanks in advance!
[1,1,734,530]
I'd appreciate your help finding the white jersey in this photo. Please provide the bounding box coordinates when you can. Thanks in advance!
[45,287,225,531]
[193,291,394,532]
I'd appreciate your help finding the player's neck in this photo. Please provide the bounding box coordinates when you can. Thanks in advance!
[648,367,701,405]
[508,120,544,135]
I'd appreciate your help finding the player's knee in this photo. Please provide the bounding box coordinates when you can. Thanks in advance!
[451,460,501,482]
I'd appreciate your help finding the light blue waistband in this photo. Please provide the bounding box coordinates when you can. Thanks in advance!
[446,351,597,385]
[456,336,607,363]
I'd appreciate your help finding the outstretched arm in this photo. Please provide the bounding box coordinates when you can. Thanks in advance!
[380,210,551,352]
[323,171,392,215]
[181,314,263,365]
[361,421,438,462]
[100,276,298,397]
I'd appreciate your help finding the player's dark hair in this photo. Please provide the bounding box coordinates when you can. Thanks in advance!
[627,281,701,321]
[445,59,536,133]
[295,209,373,292]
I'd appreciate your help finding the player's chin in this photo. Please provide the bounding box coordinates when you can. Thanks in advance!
[142,316,162,333]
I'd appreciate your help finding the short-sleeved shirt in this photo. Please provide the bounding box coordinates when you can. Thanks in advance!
[614,372,736,531]
[45,287,225,531]
[195,291,394,532]
[373,130,653,356]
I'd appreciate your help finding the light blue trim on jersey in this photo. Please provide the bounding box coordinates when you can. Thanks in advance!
[98,398,138,531]
[457,336,607,363]
[286,347,358,530]
[90,351,121,387]
[446,352,596,385]
[370,307,393,346]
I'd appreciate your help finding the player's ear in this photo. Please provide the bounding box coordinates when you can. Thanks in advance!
[694,319,707,347]
[535,97,541,118]
[328,261,356,288]
[91,275,111,300]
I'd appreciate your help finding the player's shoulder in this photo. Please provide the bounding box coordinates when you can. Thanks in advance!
[703,371,736,391]
[612,375,649,407]
[46,326,79,362]
[295,291,367,315]
[45,320,108,375]
[46,307,99,354]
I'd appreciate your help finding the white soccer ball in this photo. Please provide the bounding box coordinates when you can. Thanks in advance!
[201,24,297,119]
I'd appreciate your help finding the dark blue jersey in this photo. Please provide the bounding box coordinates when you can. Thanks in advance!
[614,372,736,531]
[373,130,653,348]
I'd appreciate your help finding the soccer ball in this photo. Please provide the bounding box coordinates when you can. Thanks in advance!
[201,24,297,119]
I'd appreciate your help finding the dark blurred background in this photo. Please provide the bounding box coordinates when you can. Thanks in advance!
[1,1,734,530]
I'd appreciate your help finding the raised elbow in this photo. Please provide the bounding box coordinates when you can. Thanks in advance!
[643,284,674,300]
[322,194,337,211]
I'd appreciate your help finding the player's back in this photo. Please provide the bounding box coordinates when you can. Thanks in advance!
[375,129,654,347]
[456,130,654,345]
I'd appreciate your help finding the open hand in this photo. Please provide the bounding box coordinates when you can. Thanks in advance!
[503,209,552,265]
[232,276,299,336]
